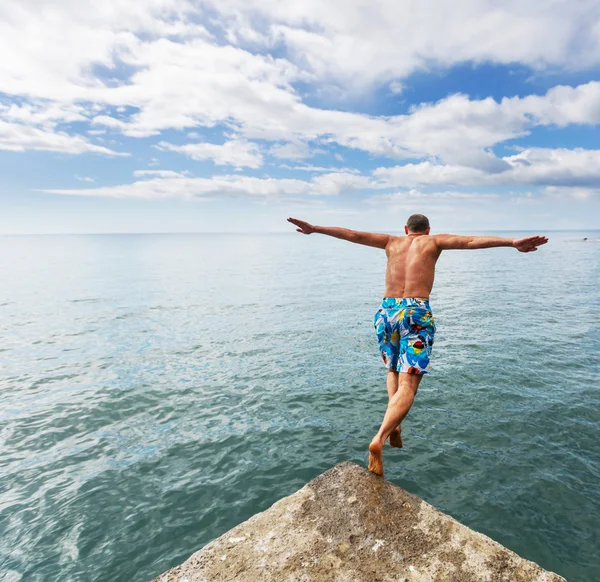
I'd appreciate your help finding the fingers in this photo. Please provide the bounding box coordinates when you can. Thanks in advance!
[288,216,313,234]
[519,235,548,251]
[288,217,307,228]
[529,235,548,245]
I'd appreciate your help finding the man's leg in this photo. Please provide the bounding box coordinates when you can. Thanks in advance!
[368,373,423,476]
[385,371,403,448]
[386,369,399,399]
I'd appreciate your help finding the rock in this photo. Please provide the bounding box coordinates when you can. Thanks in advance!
[153,462,565,582]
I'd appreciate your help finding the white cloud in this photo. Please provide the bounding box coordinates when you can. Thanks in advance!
[0,101,88,126]
[133,169,188,178]
[5,0,600,105]
[1,0,598,165]
[39,146,600,201]
[1,0,599,168]
[310,171,373,195]
[509,82,600,126]
[0,0,200,101]
[374,162,485,187]
[280,163,360,173]
[0,100,127,155]
[269,141,315,160]
[545,186,600,200]
[389,81,403,95]
[0,119,127,155]
[42,170,372,199]
[367,189,500,204]
[157,139,263,168]
[501,148,600,187]
[214,0,600,86]
[375,148,600,189]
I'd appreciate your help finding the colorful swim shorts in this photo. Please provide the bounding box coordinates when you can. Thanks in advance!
[373,297,436,374]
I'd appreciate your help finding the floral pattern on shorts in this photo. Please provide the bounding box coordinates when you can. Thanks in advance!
[374,297,436,374]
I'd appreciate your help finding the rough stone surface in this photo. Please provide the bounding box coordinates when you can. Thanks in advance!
[153,462,565,582]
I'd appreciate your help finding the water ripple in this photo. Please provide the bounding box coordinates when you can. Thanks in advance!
[0,233,598,581]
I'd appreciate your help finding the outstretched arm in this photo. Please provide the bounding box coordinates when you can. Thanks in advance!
[287,217,390,249]
[434,234,548,252]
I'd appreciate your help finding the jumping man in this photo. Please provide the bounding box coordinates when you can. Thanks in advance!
[287,214,548,477]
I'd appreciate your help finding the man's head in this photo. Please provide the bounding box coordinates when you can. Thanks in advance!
[405,213,430,235]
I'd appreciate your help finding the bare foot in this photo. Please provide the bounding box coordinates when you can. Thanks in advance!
[389,427,403,448]
[368,439,384,476]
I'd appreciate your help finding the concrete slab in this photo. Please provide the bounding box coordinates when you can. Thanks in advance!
[153,462,565,581]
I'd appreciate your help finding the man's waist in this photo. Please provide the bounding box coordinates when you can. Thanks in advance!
[381,297,431,309]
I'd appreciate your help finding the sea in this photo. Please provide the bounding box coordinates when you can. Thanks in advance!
[0,231,599,582]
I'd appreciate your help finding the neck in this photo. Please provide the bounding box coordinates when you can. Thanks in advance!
[407,232,426,237]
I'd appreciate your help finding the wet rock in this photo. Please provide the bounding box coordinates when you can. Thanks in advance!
[153,462,565,582]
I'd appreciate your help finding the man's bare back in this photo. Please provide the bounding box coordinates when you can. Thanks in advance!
[287,215,548,477]
[384,234,439,299]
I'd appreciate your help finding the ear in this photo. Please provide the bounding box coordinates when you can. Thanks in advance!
[425,227,431,234]
[404,225,409,235]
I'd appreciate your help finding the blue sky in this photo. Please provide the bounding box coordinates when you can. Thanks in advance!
[1,0,599,234]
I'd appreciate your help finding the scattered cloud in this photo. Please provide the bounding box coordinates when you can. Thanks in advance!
[0,119,128,155]
[366,189,500,204]
[41,146,600,202]
[157,139,263,168]
[545,186,600,200]
[389,81,403,95]
[279,164,360,173]
[374,148,600,189]
[43,170,374,199]
[133,169,189,178]
[1,1,600,171]
[217,1,600,86]
[269,141,316,160]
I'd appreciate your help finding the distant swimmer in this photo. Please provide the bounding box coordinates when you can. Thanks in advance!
[288,215,548,477]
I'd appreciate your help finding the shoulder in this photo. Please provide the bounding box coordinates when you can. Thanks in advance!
[385,233,403,246]
[430,233,452,246]
[383,234,402,254]
[425,234,447,254]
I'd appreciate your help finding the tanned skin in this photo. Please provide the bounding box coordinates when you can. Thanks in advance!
[287,216,548,476]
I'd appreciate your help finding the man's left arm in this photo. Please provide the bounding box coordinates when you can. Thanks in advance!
[434,234,548,252]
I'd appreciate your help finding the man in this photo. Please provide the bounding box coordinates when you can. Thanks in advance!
[287,214,548,477]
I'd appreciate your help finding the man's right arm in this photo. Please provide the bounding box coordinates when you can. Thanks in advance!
[434,234,548,252]
[287,217,391,249]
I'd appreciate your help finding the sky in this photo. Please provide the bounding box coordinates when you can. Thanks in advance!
[1,0,600,234]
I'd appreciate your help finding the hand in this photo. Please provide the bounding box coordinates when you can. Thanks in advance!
[513,235,549,253]
[287,217,316,234]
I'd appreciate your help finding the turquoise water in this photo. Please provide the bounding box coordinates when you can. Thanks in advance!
[1,232,599,582]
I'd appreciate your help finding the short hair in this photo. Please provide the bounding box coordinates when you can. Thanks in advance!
[406,214,430,233]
